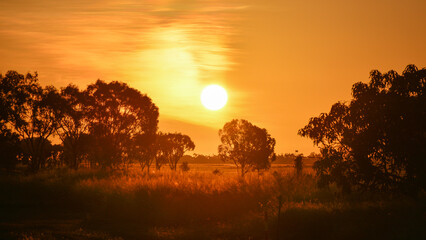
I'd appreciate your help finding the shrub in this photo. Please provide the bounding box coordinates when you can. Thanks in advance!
[212,168,222,175]
[180,161,190,172]
[294,155,303,177]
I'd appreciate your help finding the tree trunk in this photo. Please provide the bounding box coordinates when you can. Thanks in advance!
[241,165,245,177]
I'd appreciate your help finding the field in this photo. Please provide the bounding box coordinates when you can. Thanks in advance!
[0,163,425,240]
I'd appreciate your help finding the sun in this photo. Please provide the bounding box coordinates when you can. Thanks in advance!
[200,85,228,110]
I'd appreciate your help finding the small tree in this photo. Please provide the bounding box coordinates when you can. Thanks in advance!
[132,132,157,173]
[218,119,276,177]
[294,154,303,177]
[180,161,190,172]
[154,132,195,170]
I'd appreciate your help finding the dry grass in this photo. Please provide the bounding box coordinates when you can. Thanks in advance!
[0,164,425,239]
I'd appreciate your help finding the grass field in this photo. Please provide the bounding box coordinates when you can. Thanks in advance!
[0,163,425,240]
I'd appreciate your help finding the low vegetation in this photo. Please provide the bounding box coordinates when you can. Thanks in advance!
[0,164,425,239]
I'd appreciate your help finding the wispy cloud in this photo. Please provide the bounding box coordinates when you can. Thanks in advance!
[0,0,248,128]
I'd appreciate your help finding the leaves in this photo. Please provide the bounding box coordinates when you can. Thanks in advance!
[218,119,276,176]
[154,132,195,170]
[299,64,426,194]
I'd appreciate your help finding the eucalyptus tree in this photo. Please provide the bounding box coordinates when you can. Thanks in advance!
[132,132,157,172]
[218,119,276,176]
[299,64,426,194]
[56,84,90,169]
[84,80,159,169]
[0,71,65,171]
[154,132,195,170]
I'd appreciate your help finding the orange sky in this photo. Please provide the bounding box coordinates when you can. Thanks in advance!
[1,0,425,155]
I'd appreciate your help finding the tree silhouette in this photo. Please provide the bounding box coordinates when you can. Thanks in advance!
[1,71,65,171]
[56,84,90,169]
[299,64,426,194]
[0,128,20,169]
[154,132,195,170]
[218,119,276,176]
[84,80,158,169]
[294,154,303,177]
[1,71,35,169]
[1,72,164,171]
[131,132,157,173]
[0,72,21,169]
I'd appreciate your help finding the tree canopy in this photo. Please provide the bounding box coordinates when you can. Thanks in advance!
[299,64,426,194]
[1,71,66,170]
[218,119,276,176]
[56,84,90,169]
[84,80,159,168]
[0,72,163,171]
[154,132,195,170]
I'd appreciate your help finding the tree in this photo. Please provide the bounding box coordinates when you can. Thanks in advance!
[154,132,195,170]
[131,132,157,173]
[0,128,21,169]
[46,144,64,168]
[0,71,37,169]
[154,134,168,170]
[0,71,37,126]
[61,134,92,168]
[299,64,426,194]
[218,119,276,176]
[180,161,190,172]
[56,84,89,169]
[84,80,158,169]
[1,71,65,171]
[294,154,303,177]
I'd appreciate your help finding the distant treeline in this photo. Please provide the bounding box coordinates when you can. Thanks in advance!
[181,153,320,165]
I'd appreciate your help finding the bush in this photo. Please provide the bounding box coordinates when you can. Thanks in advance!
[179,161,190,172]
[294,155,303,176]
[212,168,222,175]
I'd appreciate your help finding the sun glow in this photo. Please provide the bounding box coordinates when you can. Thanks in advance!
[200,85,228,111]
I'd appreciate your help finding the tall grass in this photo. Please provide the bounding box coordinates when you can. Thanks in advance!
[1,165,425,239]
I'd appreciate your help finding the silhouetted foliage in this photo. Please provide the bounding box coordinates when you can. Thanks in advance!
[84,80,159,169]
[47,144,64,168]
[212,168,222,175]
[132,132,157,172]
[0,71,36,169]
[218,119,276,176]
[180,161,190,172]
[299,64,426,194]
[19,138,60,169]
[0,128,21,169]
[0,71,38,125]
[61,134,92,168]
[154,132,195,170]
[1,71,165,171]
[56,84,90,169]
[0,71,65,171]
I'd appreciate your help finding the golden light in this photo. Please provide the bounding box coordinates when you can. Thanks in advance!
[200,85,228,111]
